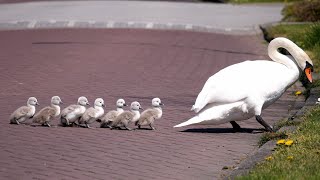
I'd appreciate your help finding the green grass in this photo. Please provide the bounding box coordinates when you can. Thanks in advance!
[264,23,320,72]
[237,106,320,179]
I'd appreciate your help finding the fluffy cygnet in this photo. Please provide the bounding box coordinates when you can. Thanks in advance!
[9,97,39,124]
[32,96,62,127]
[110,101,142,131]
[136,98,163,130]
[98,98,127,128]
[78,98,104,128]
[60,96,90,127]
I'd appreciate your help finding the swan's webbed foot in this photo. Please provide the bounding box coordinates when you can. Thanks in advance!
[255,115,274,132]
[230,121,241,132]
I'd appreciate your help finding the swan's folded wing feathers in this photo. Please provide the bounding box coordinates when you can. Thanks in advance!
[193,62,256,112]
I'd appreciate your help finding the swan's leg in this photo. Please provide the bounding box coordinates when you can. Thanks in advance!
[255,115,273,132]
[230,121,241,131]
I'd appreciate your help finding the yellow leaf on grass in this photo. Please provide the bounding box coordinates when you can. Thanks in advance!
[295,91,302,96]
[265,156,273,161]
[287,156,294,160]
[277,139,286,145]
[285,140,294,146]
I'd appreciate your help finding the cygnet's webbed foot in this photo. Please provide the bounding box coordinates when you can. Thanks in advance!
[230,121,241,132]
[255,115,274,132]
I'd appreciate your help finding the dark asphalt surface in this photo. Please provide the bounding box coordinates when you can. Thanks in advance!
[0,29,304,179]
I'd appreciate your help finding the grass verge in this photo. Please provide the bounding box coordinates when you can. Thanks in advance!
[237,106,320,179]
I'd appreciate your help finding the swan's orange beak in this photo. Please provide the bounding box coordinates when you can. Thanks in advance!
[305,67,313,83]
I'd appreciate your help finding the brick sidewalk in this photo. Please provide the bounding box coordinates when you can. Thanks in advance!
[0,29,304,179]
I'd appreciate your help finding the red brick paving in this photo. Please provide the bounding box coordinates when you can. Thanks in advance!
[0,29,304,179]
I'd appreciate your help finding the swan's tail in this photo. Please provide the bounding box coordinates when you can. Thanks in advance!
[174,115,203,128]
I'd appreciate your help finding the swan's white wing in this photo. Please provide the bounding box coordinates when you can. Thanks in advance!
[192,60,292,113]
[192,61,255,113]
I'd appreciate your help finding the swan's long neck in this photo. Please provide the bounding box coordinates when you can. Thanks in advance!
[268,38,302,72]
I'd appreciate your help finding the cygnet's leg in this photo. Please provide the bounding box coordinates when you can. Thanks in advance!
[45,122,51,127]
[123,121,132,131]
[15,118,20,125]
[85,122,91,128]
[230,121,241,131]
[66,119,70,126]
[149,124,155,130]
[73,122,80,127]
[255,115,273,132]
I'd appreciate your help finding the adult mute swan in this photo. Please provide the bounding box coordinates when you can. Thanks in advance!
[174,37,313,132]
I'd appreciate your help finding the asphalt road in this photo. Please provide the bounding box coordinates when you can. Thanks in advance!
[0,1,283,34]
[0,28,305,179]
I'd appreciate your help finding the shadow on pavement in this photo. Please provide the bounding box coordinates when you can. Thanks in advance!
[181,128,266,134]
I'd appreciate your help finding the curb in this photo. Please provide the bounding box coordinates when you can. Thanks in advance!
[0,20,263,35]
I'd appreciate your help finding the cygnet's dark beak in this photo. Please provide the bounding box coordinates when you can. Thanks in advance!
[139,107,143,110]
[36,102,40,106]
[86,102,90,106]
[102,104,105,107]
[159,103,164,106]
[123,104,128,106]
[60,101,63,104]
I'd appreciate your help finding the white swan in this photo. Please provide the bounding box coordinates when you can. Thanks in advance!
[174,37,313,131]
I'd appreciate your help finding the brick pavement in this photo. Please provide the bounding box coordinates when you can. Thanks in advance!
[0,29,305,179]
